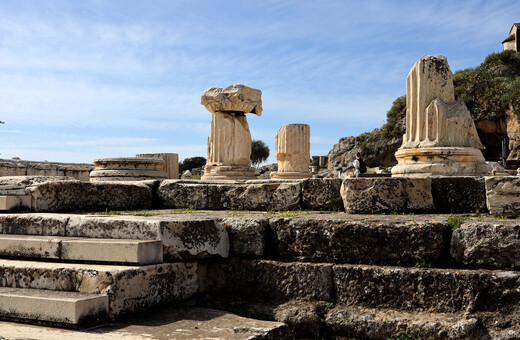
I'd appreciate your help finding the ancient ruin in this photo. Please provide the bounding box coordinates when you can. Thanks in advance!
[200,85,261,180]
[90,157,167,182]
[392,55,492,177]
[271,124,312,179]
[136,153,179,179]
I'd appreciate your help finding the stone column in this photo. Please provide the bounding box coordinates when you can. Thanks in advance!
[392,56,492,177]
[200,85,262,180]
[271,124,312,179]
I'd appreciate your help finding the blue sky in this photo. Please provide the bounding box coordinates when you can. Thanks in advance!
[0,0,518,164]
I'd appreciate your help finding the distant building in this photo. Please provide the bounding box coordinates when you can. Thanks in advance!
[502,23,519,52]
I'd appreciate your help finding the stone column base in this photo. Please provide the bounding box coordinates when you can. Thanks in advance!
[201,164,256,181]
[270,172,312,180]
[90,157,167,182]
[391,147,493,177]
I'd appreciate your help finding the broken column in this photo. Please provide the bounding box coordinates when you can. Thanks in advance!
[200,85,262,180]
[90,157,167,182]
[271,124,312,179]
[391,55,492,177]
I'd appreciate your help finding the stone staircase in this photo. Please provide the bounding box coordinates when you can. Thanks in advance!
[0,214,200,328]
[197,214,520,340]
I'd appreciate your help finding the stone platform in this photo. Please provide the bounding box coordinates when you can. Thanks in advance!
[2,201,520,337]
[4,175,520,217]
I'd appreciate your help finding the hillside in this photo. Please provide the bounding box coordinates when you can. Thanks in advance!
[328,50,520,174]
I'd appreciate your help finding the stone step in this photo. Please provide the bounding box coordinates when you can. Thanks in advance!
[0,287,108,326]
[0,195,31,211]
[199,259,520,314]
[325,305,485,340]
[0,259,198,319]
[0,213,229,261]
[0,235,162,265]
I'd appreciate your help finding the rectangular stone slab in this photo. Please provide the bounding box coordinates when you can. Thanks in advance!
[0,235,162,265]
[340,177,434,214]
[333,264,520,313]
[485,176,520,217]
[0,259,198,318]
[0,287,108,325]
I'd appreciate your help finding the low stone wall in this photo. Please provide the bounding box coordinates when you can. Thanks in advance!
[3,175,520,216]
[0,158,93,181]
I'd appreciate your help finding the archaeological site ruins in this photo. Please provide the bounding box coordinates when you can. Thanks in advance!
[2,56,520,339]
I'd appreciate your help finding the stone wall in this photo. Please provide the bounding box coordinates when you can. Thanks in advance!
[0,158,93,181]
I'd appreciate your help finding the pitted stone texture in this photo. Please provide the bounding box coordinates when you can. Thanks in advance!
[341,177,434,213]
[301,178,343,210]
[271,124,311,179]
[227,182,301,211]
[486,176,520,217]
[326,306,483,340]
[28,180,152,212]
[197,258,333,302]
[222,218,268,257]
[0,214,229,261]
[269,217,448,265]
[0,259,197,318]
[158,180,236,210]
[201,85,262,115]
[333,264,520,313]
[0,176,72,196]
[159,220,229,261]
[158,180,301,211]
[0,158,93,181]
[451,220,520,269]
[432,176,487,213]
[274,301,326,339]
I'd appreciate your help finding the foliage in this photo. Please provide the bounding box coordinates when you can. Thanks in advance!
[447,214,470,230]
[381,95,407,139]
[251,139,270,166]
[453,50,520,121]
[179,156,206,173]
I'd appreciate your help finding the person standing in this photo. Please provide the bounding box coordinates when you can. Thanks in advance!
[353,152,366,178]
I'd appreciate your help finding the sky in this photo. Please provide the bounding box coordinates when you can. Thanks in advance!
[0,0,518,165]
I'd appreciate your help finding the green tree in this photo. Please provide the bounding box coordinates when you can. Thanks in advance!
[179,156,206,173]
[251,140,270,167]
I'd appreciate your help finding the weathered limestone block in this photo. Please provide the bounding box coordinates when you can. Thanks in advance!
[0,158,93,181]
[451,221,520,268]
[0,213,70,236]
[201,85,261,180]
[326,306,483,340]
[269,217,448,265]
[136,153,179,179]
[158,180,236,210]
[485,176,520,217]
[66,216,229,261]
[158,180,302,211]
[0,176,71,196]
[201,85,262,115]
[392,55,490,177]
[274,301,326,338]
[333,264,520,313]
[90,157,167,182]
[271,124,311,179]
[301,178,343,210]
[197,258,333,302]
[228,181,301,211]
[431,176,487,213]
[28,180,152,212]
[0,259,198,318]
[340,178,434,213]
[222,218,268,257]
